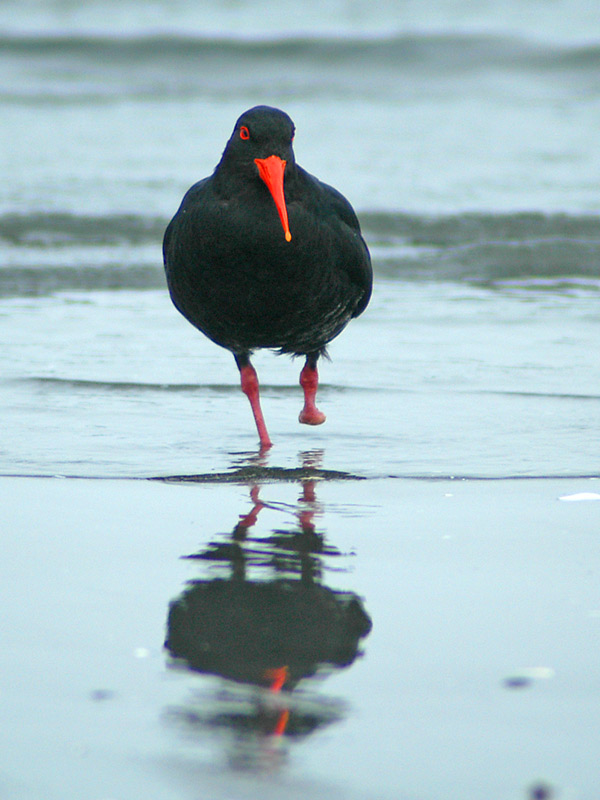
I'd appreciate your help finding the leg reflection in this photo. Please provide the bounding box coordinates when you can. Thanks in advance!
[164,469,371,768]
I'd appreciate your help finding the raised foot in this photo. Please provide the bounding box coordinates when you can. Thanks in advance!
[298,360,325,426]
[298,407,326,425]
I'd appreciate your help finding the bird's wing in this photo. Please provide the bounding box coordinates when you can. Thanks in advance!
[163,178,211,266]
[311,176,373,318]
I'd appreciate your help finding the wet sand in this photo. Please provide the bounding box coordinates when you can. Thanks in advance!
[2,473,599,799]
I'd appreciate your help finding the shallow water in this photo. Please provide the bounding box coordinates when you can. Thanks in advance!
[2,275,600,479]
[2,1,600,797]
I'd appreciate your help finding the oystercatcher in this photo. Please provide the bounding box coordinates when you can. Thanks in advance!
[163,105,372,448]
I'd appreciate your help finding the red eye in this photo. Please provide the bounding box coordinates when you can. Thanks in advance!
[240,126,250,140]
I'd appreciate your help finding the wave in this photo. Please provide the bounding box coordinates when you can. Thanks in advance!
[19,377,600,403]
[1,210,599,296]
[4,208,599,247]
[18,377,241,393]
[16,376,371,395]
[2,30,599,67]
[0,211,164,247]
[363,210,600,284]
[2,31,599,102]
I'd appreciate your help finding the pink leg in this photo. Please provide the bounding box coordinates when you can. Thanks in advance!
[238,362,273,449]
[234,486,265,537]
[298,360,326,425]
[298,479,317,532]
[264,666,290,737]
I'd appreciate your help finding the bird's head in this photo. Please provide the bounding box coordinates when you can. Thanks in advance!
[221,105,296,243]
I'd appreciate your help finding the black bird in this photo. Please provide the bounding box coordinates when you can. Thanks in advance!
[163,105,372,448]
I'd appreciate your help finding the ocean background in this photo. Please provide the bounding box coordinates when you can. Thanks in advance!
[2,0,600,478]
[2,2,600,799]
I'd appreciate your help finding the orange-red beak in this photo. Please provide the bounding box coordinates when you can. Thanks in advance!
[254,155,292,242]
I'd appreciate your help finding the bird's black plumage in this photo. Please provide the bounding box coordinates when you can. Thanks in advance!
[163,105,372,447]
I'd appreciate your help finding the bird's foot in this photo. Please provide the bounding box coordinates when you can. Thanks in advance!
[258,439,273,453]
[298,360,325,426]
[298,406,326,425]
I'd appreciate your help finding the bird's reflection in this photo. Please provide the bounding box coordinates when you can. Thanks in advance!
[164,451,371,768]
